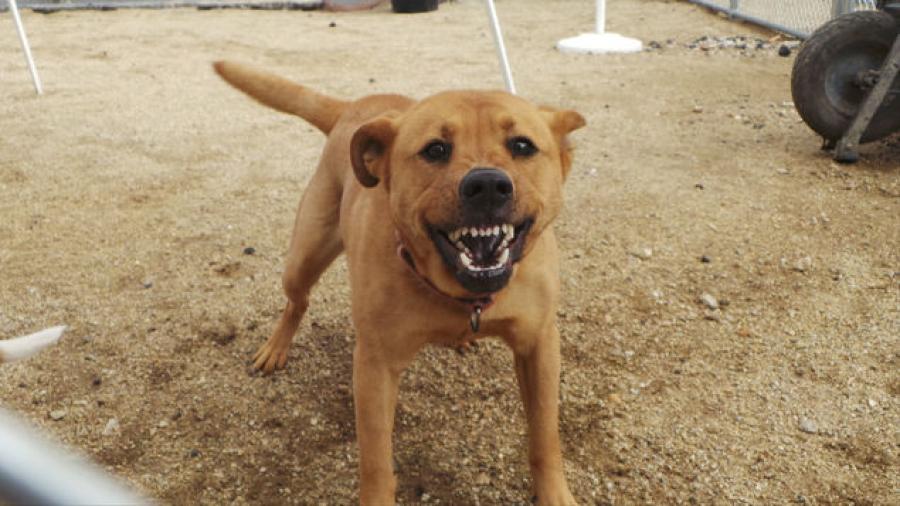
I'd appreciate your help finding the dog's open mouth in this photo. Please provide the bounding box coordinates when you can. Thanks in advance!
[429,219,534,293]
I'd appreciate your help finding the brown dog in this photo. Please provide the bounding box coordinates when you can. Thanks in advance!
[214,61,585,505]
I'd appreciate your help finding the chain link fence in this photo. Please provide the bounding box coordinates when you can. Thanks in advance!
[687,0,880,39]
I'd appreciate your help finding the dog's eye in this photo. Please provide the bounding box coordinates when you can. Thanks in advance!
[420,140,452,163]
[507,136,538,158]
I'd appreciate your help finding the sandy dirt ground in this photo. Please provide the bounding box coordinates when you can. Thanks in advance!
[1,0,898,504]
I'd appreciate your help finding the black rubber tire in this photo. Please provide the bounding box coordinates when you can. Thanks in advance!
[791,11,900,143]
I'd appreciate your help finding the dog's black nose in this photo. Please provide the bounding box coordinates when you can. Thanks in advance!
[459,168,513,209]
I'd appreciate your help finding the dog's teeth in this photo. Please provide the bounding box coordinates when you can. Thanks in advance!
[468,227,477,237]
[493,225,500,236]
[460,252,472,268]
[498,247,510,265]
[455,241,466,251]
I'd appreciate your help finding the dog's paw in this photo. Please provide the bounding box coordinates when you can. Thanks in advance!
[252,342,290,374]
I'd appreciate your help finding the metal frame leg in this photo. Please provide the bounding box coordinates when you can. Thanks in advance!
[834,33,900,162]
[8,0,43,95]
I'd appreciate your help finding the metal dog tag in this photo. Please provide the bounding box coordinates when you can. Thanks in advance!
[470,306,482,333]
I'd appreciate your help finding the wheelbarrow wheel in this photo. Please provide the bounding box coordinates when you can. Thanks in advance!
[791,10,900,143]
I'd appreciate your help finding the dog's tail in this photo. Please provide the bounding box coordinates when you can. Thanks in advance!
[0,326,65,364]
[213,61,348,135]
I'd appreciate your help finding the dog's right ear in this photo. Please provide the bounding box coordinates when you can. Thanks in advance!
[350,116,397,188]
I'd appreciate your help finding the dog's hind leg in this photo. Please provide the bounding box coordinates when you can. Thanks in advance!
[253,168,343,373]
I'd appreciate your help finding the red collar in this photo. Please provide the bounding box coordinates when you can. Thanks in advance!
[395,237,494,332]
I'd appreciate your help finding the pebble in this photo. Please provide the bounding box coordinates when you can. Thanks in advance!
[242,246,256,255]
[607,393,624,406]
[49,409,67,421]
[798,418,818,434]
[692,105,704,113]
[700,293,719,310]
[630,247,653,260]
[778,45,791,57]
[700,255,711,263]
[103,418,120,436]
[793,256,813,273]
[474,472,491,486]
[776,167,790,175]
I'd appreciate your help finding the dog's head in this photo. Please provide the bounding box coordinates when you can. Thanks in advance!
[352,91,584,297]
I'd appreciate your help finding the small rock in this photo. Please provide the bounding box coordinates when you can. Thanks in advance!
[692,105,704,113]
[242,246,256,255]
[328,21,337,28]
[49,409,67,421]
[867,399,877,409]
[700,255,711,263]
[793,256,812,273]
[778,45,791,57]
[798,417,818,434]
[142,280,153,289]
[158,420,169,428]
[776,167,790,175]
[103,418,120,436]
[189,449,201,458]
[606,393,624,406]
[699,293,719,310]
[629,247,653,260]
[475,472,491,486]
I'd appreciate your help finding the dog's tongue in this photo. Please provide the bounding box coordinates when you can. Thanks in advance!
[461,235,503,265]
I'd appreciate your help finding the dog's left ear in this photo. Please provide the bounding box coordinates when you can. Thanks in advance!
[350,116,397,188]
[540,107,586,178]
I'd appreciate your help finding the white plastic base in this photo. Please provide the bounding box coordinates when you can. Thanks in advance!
[556,32,643,54]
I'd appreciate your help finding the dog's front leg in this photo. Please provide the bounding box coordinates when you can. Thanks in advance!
[514,325,577,506]
[353,341,403,505]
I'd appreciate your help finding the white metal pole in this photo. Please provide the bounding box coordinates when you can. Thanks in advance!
[0,409,151,505]
[8,0,43,95]
[483,0,516,95]
[596,0,606,34]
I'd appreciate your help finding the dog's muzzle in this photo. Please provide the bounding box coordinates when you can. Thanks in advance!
[428,167,532,294]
